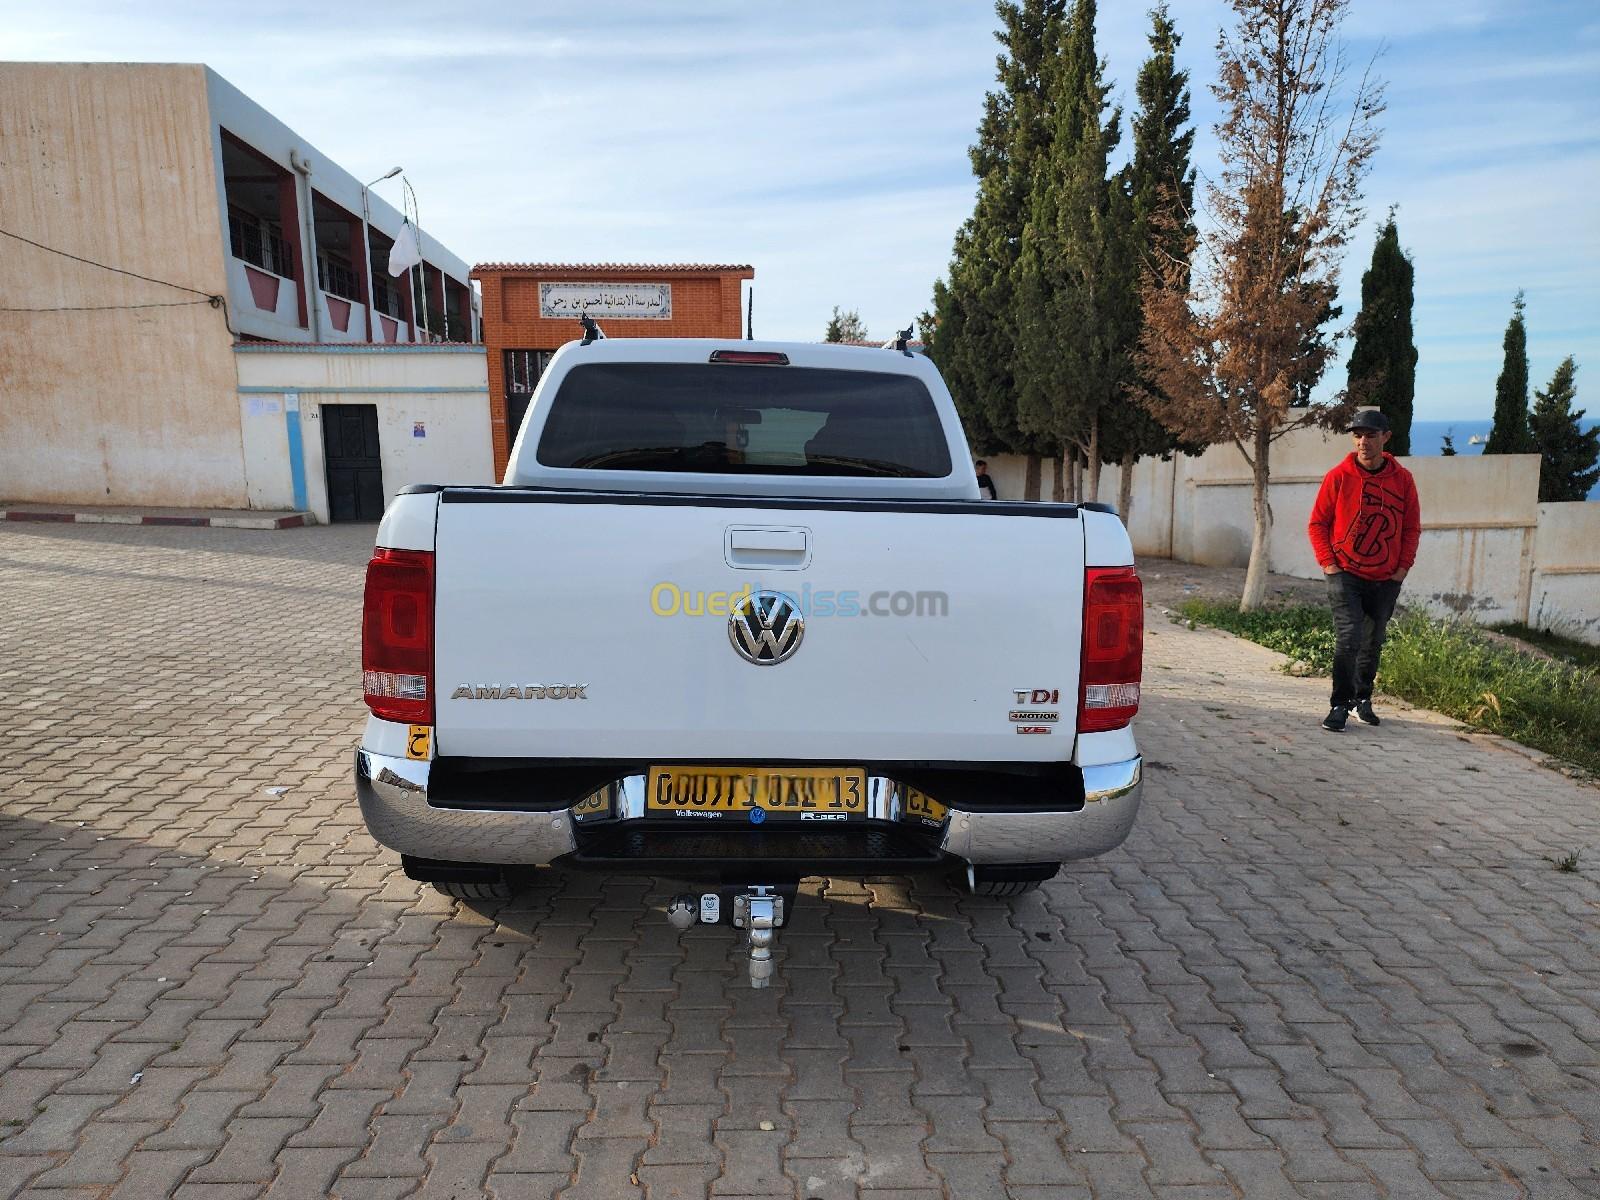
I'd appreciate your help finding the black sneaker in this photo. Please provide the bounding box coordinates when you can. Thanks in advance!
[1322,706,1348,732]
[1354,699,1379,726]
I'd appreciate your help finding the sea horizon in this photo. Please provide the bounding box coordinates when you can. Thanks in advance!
[1406,418,1599,500]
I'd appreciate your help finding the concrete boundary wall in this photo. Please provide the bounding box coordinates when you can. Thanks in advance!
[1530,502,1600,642]
[981,426,1598,644]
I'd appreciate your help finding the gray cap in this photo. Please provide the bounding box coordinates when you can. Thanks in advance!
[1348,407,1390,432]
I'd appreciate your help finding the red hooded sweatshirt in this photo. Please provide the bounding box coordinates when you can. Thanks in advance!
[1307,452,1421,581]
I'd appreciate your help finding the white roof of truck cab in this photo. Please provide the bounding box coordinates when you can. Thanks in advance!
[504,338,980,501]
[542,336,928,370]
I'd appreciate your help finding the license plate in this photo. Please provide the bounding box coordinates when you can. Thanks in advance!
[901,786,947,827]
[646,766,867,819]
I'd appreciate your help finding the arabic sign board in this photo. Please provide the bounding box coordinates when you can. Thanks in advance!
[539,283,672,321]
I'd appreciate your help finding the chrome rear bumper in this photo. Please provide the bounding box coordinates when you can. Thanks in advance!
[355,751,1142,869]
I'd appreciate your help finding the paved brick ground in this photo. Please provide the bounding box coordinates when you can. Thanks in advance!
[1,522,1596,1199]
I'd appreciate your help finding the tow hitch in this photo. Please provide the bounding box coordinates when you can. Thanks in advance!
[665,883,794,988]
[734,887,782,988]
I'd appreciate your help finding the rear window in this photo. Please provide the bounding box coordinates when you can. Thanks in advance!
[534,363,953,478]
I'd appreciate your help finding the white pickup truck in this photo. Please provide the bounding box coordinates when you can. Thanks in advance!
[356,334,1144,984]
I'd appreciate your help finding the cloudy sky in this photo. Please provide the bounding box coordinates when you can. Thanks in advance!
[11,0,1598,420]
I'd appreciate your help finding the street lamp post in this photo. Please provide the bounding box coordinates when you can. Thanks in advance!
[360,166,402,342]
[402,177,430,344]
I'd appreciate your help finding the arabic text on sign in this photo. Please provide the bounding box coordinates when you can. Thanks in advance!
[538,282,673,320]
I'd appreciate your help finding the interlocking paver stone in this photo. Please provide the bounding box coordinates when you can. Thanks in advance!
[3,526,1598,1198]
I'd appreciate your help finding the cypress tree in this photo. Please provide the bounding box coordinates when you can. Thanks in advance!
[927,1,1067,490]
[1345,212,1417,455]
[823,307,867,343]
[1109,2,1199,517]
[1529,356,1599,501]
[1128,4,1194,285]
[1485,292,1532,454]
[1013,0,1126,499]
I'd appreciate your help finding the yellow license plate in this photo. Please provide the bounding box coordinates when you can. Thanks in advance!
[901,786,948,827]
[646,766,867,818]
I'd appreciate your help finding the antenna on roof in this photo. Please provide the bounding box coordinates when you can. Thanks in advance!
[579,315,606,345]
[746,287,754,340]
[892,325,914,356]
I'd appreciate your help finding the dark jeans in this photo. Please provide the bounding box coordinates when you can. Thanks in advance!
[1327,572,1403,708]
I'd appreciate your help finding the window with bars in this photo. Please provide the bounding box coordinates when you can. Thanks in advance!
[504,350,555,446]
[504,350,555,396]
[370,274,403,319]
[228,207,294,278]
[317,252,361,302]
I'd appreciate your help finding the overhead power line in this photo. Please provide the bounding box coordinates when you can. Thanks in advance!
[1,299,220,313]
[0,226,222,302]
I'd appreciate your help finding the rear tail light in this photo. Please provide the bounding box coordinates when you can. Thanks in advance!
[1079,566,1143,732]
[362,547,434,724]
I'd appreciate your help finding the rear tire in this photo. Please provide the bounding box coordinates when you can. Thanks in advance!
[968,877,1046,898]
[431,876,513,901]
[403,855,520,901]
[960,863,1059,897]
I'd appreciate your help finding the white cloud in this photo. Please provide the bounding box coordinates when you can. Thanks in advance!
[7,0,1595,422]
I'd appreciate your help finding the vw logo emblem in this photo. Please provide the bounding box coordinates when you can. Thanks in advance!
[729,590,805,666]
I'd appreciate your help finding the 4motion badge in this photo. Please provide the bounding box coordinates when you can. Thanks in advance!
[1009,687,1060,732]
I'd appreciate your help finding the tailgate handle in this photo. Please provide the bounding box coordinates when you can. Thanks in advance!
[725,525,811,571]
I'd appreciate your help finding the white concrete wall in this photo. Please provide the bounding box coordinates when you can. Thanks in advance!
[981,429,1597,643]
[240,392,296,509]
[1529,502,1600,643]
[235,345,490,522]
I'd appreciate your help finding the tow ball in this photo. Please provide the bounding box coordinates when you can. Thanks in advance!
[665,884,791,988]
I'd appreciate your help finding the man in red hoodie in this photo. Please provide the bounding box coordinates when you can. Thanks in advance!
[1307,408,1422,732]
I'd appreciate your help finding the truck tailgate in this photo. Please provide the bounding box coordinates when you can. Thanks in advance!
[432,492,1084,762]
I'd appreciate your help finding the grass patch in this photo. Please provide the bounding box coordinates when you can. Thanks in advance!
[1179,599,1600,777]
